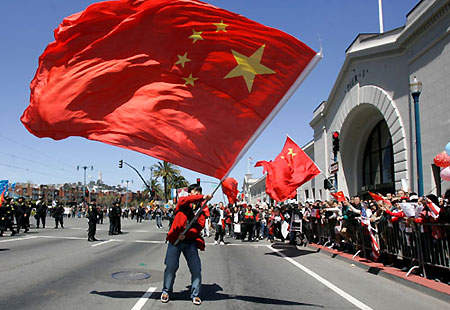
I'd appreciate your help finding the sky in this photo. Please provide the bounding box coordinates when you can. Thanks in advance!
[0,0,419,202]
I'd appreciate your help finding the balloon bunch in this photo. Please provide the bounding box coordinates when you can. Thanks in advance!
[434,142,450,181]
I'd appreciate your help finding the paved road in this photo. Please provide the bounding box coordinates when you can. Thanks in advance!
[0,217,448,310]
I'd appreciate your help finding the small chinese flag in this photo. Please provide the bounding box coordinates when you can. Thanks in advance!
[21,0,319,180]
[222,177,239,205]
[255,136,320,201]
[368,192,384,201]
[330,191,346,202]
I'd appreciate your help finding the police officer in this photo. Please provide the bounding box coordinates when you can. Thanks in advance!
[114,202,123,234]
[0,197,16,236]
[53,200,64,228]
[15,197,29,233]
[87,200,98,242]
[108,202,118,235]
[35,196,48,228]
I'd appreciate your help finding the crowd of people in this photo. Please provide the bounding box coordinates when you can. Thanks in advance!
[0,195,171,237]
[2,188,449,281]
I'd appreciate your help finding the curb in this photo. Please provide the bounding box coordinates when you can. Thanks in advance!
[302,243,450,304]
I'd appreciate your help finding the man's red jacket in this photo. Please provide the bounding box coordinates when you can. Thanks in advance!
[166,195,209,250]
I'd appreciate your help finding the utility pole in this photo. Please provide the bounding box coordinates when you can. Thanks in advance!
[121,180,133,209]
[143,166,154,192]
[77,165,93,203]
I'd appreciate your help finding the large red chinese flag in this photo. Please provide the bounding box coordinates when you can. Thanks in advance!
[222,177,238,204]
[255,137,320,201]
[21,0,319,179]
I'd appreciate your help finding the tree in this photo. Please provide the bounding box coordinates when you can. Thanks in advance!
[170,175,189,190]
[142,178,163,201]
[152,161,181,202]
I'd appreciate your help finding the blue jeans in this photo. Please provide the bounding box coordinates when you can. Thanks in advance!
[156,215,162,228]
[162,241,202,299]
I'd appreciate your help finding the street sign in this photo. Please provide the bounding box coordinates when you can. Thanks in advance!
[330,161,339,174]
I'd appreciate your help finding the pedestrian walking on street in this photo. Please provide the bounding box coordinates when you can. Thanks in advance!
[214,202,226,245]
[160,184,212,306]
[155,206,163,228]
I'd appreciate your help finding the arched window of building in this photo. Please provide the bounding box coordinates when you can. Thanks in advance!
[362,120,394,194]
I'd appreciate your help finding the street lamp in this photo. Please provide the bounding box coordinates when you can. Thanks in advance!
[410,76,423,196]
[77,165,93,202]
[143,166,153,194]
[121,179,133,209]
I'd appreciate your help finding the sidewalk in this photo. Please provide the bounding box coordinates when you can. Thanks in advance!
[304,243,450,303]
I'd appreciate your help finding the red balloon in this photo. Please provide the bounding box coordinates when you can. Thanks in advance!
[434,151,450,168]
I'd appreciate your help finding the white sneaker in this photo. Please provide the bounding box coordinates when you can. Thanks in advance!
[214,240,218,245]
[220,241,225,245]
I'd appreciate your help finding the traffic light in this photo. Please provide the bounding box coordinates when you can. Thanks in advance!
[85,189,89,197]
[324,178,333,190]
[332,131,340,157]
[119,160,123,168]
[151,188,156,199]
[196,178,200,186]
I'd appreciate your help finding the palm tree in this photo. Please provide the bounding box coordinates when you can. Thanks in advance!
[152,161,181,202]
[170,175,189,190]
[148,178,163,200]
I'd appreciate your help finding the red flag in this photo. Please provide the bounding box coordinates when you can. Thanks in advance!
[330,191,346,202]
[0,189,5,207]
[21,0,319,180]
[368,192,384,201]
[222,177,238,204]
[368,191,392,206]
[255,136,320,201]
[426,200,440,218]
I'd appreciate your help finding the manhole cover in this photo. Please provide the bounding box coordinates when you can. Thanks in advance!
[111,271,151,281]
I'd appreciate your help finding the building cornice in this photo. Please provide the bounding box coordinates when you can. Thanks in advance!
[314,0,448,123]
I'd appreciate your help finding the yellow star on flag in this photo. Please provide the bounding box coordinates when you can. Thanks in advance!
[189,29,204,44]
[175,52,191,68]
[183,73,198,86]
[224,44,275,93]
[213,20,228,32]
[287,148,297,158]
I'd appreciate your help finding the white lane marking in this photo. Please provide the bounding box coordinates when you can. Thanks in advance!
[267,245,373,310]
[91,240,114,247]
[0,236,39,243]
[38,235,86,240]
[131,286,157,310]
[25,235,273,248]
[66,227,167,233]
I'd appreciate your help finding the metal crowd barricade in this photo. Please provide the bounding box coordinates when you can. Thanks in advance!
[352,220,450,277]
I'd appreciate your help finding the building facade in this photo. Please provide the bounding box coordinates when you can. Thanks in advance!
[249,0,450,202]
[306,0,450,199]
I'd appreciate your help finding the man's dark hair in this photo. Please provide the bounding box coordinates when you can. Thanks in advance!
[188,184,202,194]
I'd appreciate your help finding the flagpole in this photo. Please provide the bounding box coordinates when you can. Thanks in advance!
[378,0,384,34]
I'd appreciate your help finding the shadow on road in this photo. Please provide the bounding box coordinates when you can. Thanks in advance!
[91,283,323,307]
[264,244,316,258]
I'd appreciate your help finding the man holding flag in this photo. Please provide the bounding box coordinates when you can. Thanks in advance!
[162,184,212,305]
